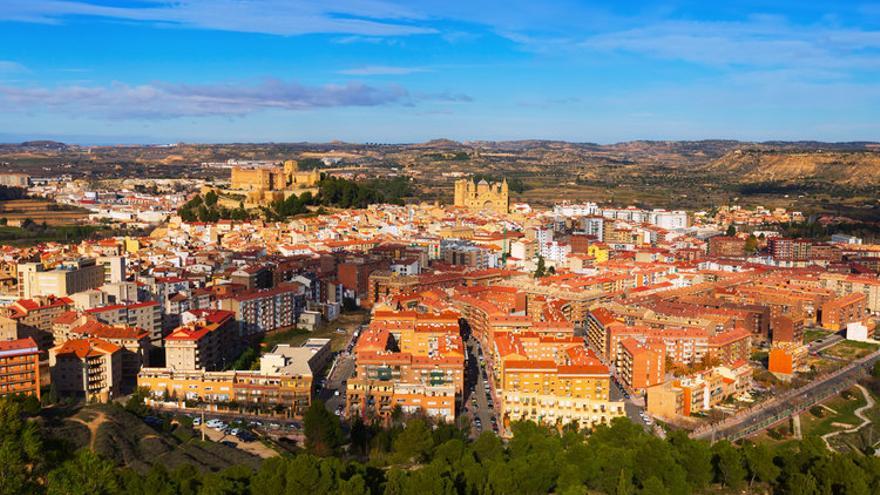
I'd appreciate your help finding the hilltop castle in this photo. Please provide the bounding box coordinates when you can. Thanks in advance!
[453,177,509,214]
[228,160,320,206]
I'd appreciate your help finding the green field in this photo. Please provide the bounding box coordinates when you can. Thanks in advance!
[800,387,868,438]
[822,340,880,361]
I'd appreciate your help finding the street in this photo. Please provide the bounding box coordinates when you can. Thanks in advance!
[463,336,499,436]
[693,349,880,441]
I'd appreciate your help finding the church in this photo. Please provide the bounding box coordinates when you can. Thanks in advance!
[453,177,509,214]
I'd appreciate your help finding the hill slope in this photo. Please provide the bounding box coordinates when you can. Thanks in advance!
[703,150,880,185]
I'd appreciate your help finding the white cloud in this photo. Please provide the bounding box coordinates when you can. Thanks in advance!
[0,79,412,119]
[0,61,28,73]
[338,65,429,75]
[0,77,471,119]
[2,0,435,37]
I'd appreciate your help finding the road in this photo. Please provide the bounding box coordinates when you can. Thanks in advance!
[464,336,499,436]
[808,333,843,353]
[320,324,363,416]
[692,349,880,441]
[584,332,650,429]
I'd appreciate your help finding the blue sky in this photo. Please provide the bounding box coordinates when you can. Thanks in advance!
[0,1,879,144]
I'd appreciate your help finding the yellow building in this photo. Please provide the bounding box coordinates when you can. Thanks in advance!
[454,178,509,214]
[587,243,610,264]
[228,160,321,206]
[500,360,625,430]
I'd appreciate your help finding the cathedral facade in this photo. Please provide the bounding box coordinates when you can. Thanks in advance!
[453,178,509,214]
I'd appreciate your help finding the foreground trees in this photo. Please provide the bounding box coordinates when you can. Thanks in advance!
[4,394,880,494]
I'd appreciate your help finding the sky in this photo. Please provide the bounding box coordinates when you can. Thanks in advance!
[0,1,879,144]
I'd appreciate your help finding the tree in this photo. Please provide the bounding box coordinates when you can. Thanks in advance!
[303,400,343,456]
[668,431,713,490]
[745,234,759,254]
[0,398,42,495]
[204,190,219,206]
[534,255,546,278]
[47,450,119,495]
[782,472,818,495]
[392,418,434,463]
[712,440,746,490]
[872,360,880,379]
[743,442,780,488]
[725,224,736,236]
[615,468,632,495]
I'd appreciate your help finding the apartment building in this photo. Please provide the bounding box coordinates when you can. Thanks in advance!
[820,293,867,331]
[2,296,74,348]
[616,338,666,391]
[85,301,162,344]
[164,310,237,371]
[646,362,752,418]
[707,236,746,258]
[768,238,814,261]
[346,310,465,423]
[16,258,105,299]
[50,337,122,402]
[219,285,304,337]
[0,337,40,399]
[500,359,625,431]
[56,319,150,388]
[138,339,331,414]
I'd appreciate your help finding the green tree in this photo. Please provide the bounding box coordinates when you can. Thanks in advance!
[744,234,759,254]
[743,442,780,488]
[204,190,219,206]
[392,418,434,464]
[303,400,343,456]
[615,468,632,495]
[534,255,546,278]
[47,450,119,495]
[712,440,746,490]
[725,224,736,236]
[668,431,713,490]
[0,398,42,495]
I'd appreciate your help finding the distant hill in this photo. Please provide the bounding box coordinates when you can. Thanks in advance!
[702,149,880,186]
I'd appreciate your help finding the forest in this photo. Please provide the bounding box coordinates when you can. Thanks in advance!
[4,392,880,495]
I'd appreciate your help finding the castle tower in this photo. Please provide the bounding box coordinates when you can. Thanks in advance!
[454,179,467,207]
[283,160,299,186]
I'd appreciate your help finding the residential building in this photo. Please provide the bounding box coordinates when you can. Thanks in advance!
[0,337,40,399]
[49,338,122,402]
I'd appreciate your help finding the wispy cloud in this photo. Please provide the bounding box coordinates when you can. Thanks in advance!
[338,65,429,76]
[2,0,435,36]
[0,61,28,73]
[0,78,415,119]
[580,17,880,72]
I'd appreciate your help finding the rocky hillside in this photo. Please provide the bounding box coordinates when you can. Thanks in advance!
[703,149,880,186]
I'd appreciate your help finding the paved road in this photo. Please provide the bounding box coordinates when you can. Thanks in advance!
[321,327,362,415]
[809,333,844,353]
[322,353,355,415]
[464,336,499,437]
[692,349,880,441]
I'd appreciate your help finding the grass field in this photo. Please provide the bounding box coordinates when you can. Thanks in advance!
[826,386,880,454]
[799,387,867,438]
[804,329,832,343]
[822,340,880,361]
[261,310,369,353]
